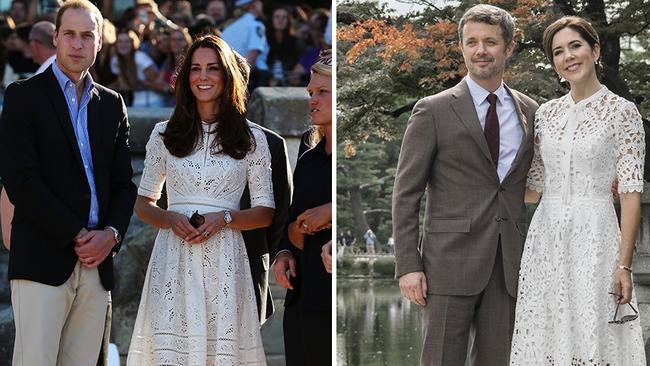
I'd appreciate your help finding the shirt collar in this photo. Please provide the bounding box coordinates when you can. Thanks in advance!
[465,75,507,106]
[51,59,96,97]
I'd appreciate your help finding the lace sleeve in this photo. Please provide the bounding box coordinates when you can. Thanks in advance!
[247,128,275,208]
[616,101,645,193]
[138,122,167,199]
[526,105,545,192]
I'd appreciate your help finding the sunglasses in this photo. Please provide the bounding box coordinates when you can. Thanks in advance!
[608,292,639,324]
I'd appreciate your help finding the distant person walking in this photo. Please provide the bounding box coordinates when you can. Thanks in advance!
[363,229,376,254]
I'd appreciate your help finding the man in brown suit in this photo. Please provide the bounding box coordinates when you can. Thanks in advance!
[392,4,539,365]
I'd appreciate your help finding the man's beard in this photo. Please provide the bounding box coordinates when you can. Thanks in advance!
[469,60,504,80]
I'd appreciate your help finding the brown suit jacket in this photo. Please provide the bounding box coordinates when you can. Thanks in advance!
[392,79,538,297]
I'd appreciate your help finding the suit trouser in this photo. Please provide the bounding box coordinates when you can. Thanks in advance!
[11,261,108,366]
[421,244,516,366]
[283,304,331,366]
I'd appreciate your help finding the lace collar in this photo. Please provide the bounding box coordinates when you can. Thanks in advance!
[201,120,218,132]
[566,85,608,107]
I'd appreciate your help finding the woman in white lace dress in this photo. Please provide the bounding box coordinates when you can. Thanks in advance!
[127,35,274,366]
[510,17,646,365]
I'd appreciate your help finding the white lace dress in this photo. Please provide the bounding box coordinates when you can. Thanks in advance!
[127,121,274,366]
[510,87,646,365]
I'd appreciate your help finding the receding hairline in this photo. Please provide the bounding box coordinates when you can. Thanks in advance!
[460,24,505,41]
[56,1,103,34]
[458,4,515,45]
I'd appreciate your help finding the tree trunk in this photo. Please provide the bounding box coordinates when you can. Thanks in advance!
[349,186,370,237]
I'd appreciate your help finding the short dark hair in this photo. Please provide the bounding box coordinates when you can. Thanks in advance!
[11,0,27,9]
[458,4,516,45]
[55,0,103,34]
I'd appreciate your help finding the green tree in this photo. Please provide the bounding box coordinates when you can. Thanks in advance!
[336,0,650,247]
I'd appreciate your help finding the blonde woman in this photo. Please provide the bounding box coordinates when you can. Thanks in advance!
[273,49,332,366]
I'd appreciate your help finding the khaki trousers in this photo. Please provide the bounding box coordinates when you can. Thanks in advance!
[11,261,108,366]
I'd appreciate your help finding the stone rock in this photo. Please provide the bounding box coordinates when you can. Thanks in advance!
[126,107,173,154]
[0,304,14,362]
[110,215,157,355]
[0,248,9,304]
[247,87,311,137]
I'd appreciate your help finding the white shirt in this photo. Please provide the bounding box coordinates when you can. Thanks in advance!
[465,76,523,182]
[222,12,269,71]
[35,54,56,75]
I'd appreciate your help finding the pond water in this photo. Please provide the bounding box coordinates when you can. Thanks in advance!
[337,278,422,366]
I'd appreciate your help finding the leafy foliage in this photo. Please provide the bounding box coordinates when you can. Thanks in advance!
[336,0,650,245]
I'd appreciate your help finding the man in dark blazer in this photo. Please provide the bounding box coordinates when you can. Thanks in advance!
[0,1,136,365]
[231,48,292,325]
[393,5,538,365]
[241,122,292,325]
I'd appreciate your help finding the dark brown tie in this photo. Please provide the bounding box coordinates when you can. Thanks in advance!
[484,93,499,167]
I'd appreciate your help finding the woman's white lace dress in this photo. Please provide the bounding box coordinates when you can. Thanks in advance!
[127,121,274,366]
[510,87,646,365]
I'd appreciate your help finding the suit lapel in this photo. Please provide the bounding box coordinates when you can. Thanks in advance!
[44,68,84,170]
[87,86,103,176]
[449,80,494,164]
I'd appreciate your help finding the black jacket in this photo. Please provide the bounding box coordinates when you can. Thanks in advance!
[280,138,331,311]
[0,67,137,290]
[241,122,292,324]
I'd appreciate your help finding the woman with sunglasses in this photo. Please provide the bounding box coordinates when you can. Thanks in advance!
[510,17,646,364]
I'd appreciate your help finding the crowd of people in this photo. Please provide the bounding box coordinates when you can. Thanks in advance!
[0,0,332,106]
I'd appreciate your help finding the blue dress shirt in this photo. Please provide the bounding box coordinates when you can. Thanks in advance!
[51,61,99,228]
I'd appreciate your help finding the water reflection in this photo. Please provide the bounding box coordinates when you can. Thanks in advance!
[337,278,422,366]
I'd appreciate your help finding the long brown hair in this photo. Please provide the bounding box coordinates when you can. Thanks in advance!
[161,35,252,159]
[116,28,144,91]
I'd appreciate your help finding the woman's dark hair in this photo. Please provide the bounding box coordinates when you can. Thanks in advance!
[266,6,299,72]
[115,28,144,91]
[310,8,330,34]
[161,35,253,159]
[542,16,603,77]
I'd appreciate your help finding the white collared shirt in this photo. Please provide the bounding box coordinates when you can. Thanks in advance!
[35,54,56,75]
[465,76,523,182]
[222,12,269,71]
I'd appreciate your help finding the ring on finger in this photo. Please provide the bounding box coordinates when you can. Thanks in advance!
[204,231,211,238]
[302,222,308,228]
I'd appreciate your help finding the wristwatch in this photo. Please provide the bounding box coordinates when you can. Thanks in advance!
[104,226,122,244]
[223,210,233,227]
